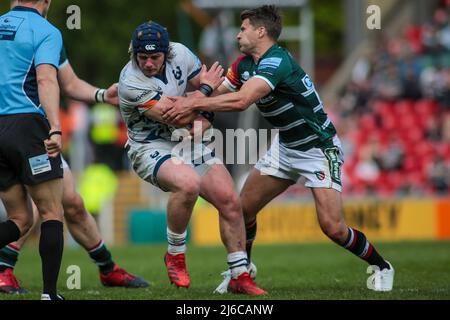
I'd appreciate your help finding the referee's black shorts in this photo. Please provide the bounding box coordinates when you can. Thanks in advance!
[0,113,63,191]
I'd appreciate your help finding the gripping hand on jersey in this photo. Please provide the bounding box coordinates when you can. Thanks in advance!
[162,95,196,123]
[162,62,224,123]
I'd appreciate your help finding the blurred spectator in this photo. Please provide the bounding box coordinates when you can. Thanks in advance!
[79,163,118,223]
[423,23,442,54]
[354,141,381,191]
[442,113,450,141]
[374,138,405,171]
[199,11,237,67]
[90,103,125,171]
[402,67,423,100]
[372,63,403,100]
[425,116,443,141]
[426,155,450,194]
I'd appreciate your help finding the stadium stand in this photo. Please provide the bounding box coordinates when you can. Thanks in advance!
[334,3,450,197]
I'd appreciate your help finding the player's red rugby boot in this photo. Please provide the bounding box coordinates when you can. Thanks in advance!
[100,264,149,288]
[228,272,267,296]
[164,252,190,288]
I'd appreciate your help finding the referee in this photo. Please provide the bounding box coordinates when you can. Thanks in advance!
[0,0,65,300]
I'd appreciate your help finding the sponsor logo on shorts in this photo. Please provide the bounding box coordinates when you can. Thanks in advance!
[324,147,342,184]
[28,154,52,175]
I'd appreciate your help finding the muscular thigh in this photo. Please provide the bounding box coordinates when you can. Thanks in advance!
[240,168,293,215]
[126,139,176,190]
[0,184,32,219]
[199,164,238,207]
[61,166,82,210]
[157,158,200,192]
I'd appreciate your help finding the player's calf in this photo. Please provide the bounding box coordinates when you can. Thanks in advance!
[245,219,257,261]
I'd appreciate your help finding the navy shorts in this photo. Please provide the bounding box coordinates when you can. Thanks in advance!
[0,113,63,191]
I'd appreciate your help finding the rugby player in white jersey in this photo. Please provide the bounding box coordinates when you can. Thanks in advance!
[118,21,266,295]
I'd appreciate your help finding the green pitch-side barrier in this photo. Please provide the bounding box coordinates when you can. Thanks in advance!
[128,209,190,244]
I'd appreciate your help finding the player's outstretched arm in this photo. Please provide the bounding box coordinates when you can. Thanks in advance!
[57,63,118,106]
[36,64,62,157]
[163,77,272,122]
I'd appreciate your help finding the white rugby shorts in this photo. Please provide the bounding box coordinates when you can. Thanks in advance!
[126,138,217,191]
[255,135,344,192]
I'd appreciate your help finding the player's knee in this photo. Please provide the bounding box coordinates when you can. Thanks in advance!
[320,220,347,243]
[63,192,87,223]
[8,212,33,237]
[177,175,201,200]
[16,215,33,236]
[35,201,63,220]
[218,192,242,218]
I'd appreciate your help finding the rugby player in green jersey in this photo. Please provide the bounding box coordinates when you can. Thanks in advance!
[163,5,394,292]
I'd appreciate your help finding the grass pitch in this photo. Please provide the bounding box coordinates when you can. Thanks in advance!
[2,241,450,300]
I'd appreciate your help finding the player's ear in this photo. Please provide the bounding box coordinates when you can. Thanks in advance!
[258,26,266,38]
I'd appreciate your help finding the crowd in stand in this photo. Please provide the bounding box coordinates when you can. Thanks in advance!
[331,3,450,197]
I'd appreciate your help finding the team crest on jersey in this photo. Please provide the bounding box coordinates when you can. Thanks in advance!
[241,71,255,82]
[172,66,182,80]
[314,170,326,181]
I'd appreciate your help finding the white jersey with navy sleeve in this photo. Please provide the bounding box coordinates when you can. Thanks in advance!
[118,42,201,143]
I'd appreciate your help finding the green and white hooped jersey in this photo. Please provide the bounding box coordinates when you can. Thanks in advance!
[224,44,337,151]
[118,42,202,143]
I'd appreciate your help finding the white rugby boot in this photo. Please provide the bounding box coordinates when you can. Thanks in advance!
[214,261,258,294]
[366,261,394,292]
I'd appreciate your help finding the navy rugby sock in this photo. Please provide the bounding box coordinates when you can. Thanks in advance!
[88,240,115,274]
[0,244,20,271]
[0,220,20,249]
